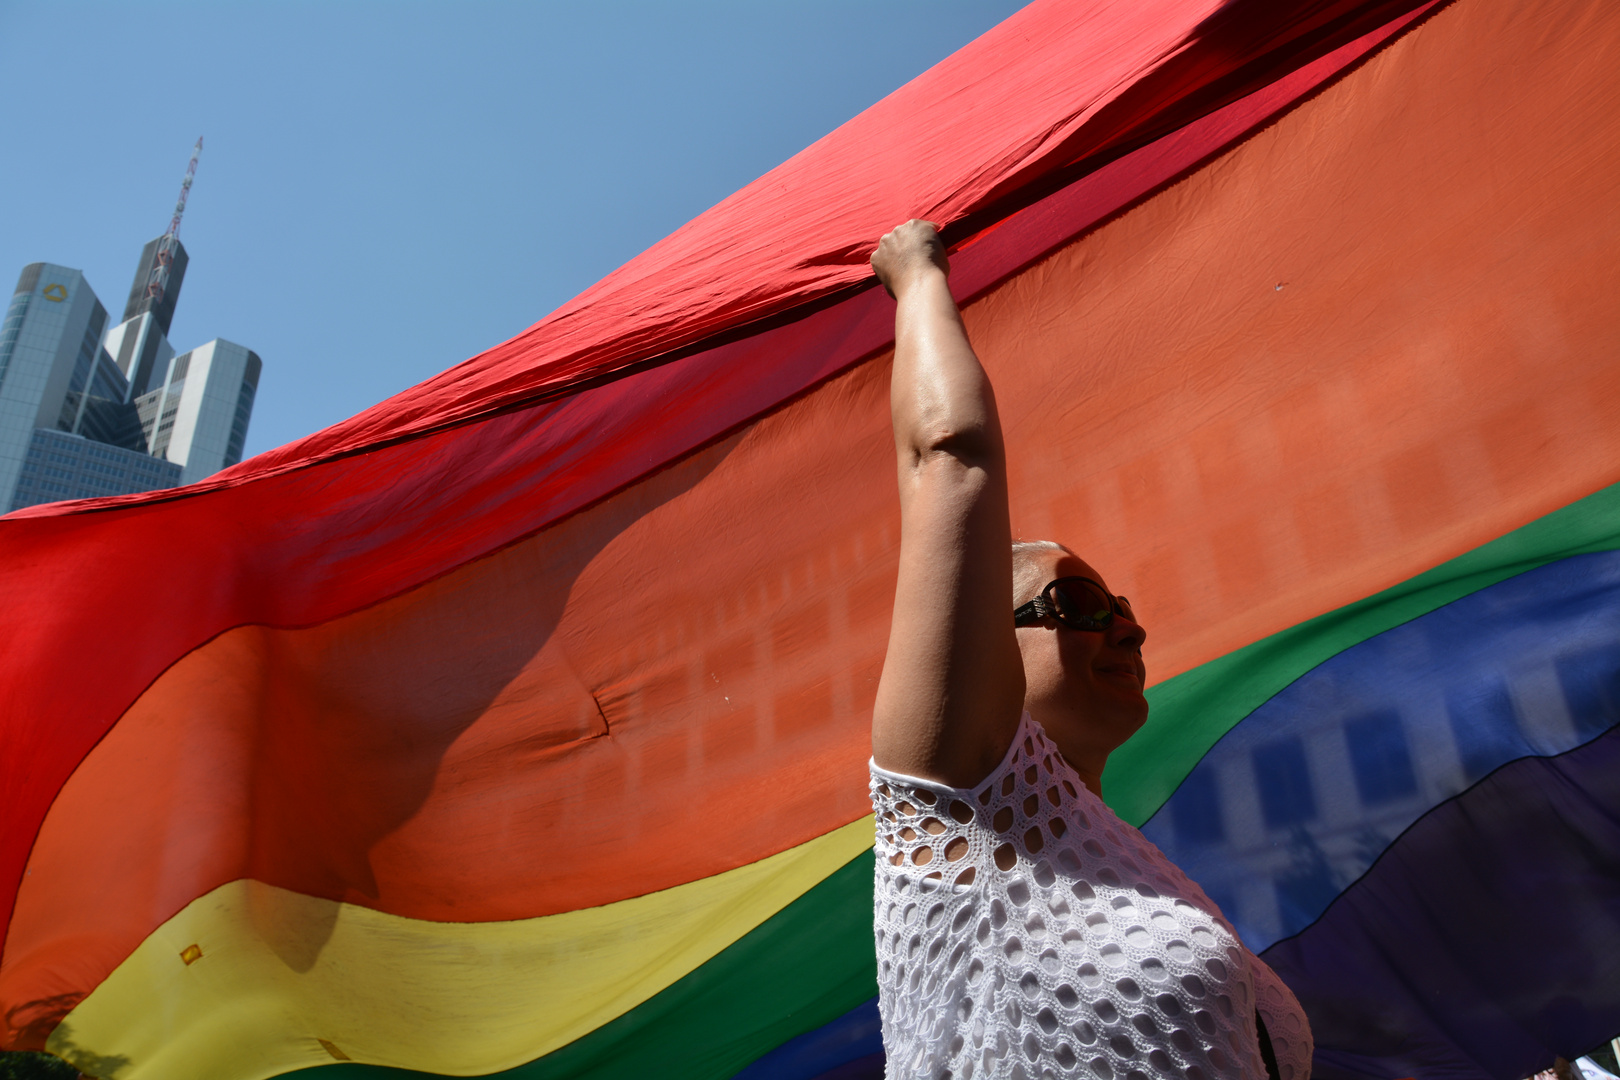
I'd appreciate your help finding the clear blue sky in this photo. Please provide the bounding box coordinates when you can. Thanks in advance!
[0,2,1024,459]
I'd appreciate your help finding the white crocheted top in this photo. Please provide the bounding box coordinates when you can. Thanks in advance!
[870,714,1312,1080]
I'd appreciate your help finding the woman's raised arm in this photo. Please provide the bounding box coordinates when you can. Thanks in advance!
[869,220,1025,788]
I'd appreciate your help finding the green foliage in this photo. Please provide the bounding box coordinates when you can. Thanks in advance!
[0,1050,77,1080]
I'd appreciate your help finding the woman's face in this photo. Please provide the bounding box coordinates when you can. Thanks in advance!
[1014,550,1149,763]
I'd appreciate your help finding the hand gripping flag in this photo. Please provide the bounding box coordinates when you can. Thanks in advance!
[2,1,1618,1078]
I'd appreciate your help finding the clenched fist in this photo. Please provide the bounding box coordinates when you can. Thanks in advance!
[870,219,950,299]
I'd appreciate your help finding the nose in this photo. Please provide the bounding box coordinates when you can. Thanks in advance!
[1108,615,1146,650]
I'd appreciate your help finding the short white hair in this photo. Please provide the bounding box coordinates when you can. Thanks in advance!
[1011,540,1075,606]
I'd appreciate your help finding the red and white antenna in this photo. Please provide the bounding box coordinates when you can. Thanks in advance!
[167,136,203,238]
[144,137,203,308]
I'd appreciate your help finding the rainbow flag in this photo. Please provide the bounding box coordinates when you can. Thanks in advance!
[3,1,1618,1077]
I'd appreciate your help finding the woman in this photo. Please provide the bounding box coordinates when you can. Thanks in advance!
[868,220,1313,1080]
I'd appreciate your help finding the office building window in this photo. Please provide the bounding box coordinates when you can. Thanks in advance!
[1446,680,1525,783]
[1253,737,1317,828]
[1344,710,1419,806]
[1170,767,1225,846]
[1556,647,1620,740]
[0,290,30,392]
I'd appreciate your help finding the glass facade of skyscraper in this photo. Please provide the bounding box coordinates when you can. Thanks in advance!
[0,236,264,513]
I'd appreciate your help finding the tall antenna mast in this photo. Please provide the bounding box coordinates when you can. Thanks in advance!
[144,136,203,308]
[167,136,203,239]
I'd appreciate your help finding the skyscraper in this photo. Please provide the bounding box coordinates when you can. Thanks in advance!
[0,139,263,513]
[122,233,189,338]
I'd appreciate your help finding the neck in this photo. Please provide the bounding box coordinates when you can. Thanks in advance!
[1068,758,1107,800]
[1027,705,1114,799]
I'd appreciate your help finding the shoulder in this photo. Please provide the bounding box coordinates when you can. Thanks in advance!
[870,714,1036,883]
[871,712,1032,804]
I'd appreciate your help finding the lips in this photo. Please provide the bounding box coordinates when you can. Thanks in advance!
[1096,662,1142,684]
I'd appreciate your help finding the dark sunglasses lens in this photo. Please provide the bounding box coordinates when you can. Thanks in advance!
[1049,580,1113,629]
[1114,595,1136,623]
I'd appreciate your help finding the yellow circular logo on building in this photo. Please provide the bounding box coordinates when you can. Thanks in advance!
[42,283,67,302]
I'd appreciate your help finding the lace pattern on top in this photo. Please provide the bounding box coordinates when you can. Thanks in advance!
[1252,966,1312,1080]
[870,714,1312,1080]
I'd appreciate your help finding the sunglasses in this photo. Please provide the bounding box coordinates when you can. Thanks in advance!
[1013,576,1136,631]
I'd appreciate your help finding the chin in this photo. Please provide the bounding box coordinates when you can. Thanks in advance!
[1104,684,1149,718]
[1107,697,1150,739]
